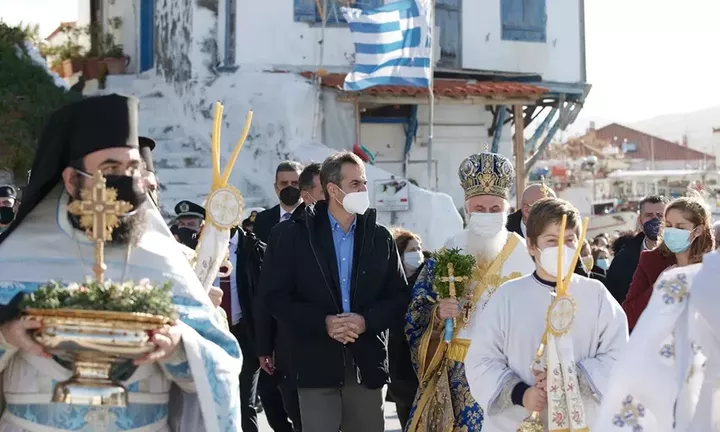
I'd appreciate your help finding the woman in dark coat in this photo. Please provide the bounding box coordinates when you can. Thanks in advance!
[387,227,425,430]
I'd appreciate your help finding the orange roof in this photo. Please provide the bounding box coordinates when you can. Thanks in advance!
[45,21,76,41]
[301,72,547,99]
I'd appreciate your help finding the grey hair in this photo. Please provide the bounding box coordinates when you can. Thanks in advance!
[275,160,304,183]
[320,151,364,200]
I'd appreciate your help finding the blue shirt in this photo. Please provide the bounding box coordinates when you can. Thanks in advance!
[328,212,356,313]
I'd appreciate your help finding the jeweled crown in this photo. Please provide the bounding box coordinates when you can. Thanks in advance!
[458,152,515,200]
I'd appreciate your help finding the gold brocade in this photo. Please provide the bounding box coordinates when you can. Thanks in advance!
[408,235,523,432]
[447,338,470,363]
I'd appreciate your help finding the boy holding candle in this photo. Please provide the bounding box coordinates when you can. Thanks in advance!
[465,198,629,431]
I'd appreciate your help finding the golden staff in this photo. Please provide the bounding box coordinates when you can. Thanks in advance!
[517,214,588,432]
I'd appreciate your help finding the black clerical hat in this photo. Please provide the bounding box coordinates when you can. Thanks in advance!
[175,200,206,219]
[0,94,140,246]
[139,136,156,173]
[0,185,16,200]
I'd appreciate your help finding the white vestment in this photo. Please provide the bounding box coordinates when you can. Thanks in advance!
[594,252,720,431]
[465,273,628,432]
[444,230,535,339]
[0,186,242,432]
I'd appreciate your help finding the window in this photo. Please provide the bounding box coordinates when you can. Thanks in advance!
[501,0,547,43]
[294,0,384,24]
[622,141,638,153]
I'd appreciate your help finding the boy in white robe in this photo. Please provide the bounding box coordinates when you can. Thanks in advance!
[465,198,629,432]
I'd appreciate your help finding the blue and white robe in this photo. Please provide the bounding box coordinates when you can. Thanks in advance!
[0,186,241,432]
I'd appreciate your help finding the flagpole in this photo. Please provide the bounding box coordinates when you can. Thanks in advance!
[426,0,436,190]
[312,0,329,141]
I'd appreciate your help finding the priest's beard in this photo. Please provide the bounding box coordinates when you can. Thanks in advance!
[67,175,147,246]
[466,218,510,262]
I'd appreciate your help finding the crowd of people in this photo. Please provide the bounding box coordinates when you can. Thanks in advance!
[0,94,718,431]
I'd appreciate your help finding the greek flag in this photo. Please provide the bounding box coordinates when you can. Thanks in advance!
[341,0,432,91]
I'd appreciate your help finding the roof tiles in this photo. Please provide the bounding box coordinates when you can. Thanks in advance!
[301,72,547,99]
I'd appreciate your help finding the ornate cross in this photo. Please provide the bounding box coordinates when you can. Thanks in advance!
[440,262,468,299]
[67,170,133,282]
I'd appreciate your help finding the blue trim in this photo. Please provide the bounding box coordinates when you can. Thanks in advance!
[500,0,547,43]
[525,107,556,154]
[361,117,408,124]
[139,0,154,72]
[490,107,506,154]
[344,76,429,91]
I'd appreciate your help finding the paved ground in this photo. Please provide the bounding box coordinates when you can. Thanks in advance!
[257,401,403,431]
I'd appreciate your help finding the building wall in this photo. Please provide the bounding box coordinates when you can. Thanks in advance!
[234,0,355,68]
[462,0,583,83]
[104,0,140,73]
[359,104,513,209]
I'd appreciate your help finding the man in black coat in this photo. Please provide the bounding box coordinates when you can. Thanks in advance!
[254,162,326,431]
[253,161,304,243]
[262,151,406,432]
[506,183,589,276]
[605,195,666,303]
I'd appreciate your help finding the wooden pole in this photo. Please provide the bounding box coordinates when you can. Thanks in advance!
[513,104,525,210]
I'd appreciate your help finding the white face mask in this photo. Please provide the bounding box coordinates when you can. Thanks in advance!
[538,245,577,278]
[337,189,370,215]
[403,251,424,272]
[468,212,507,236]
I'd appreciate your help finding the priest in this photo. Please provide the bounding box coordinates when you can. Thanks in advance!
[466,198,628,432]
[593,252,719,432]
[0,94,241,431]
[404,152,535,431]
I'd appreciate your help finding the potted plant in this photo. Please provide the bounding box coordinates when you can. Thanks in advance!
[100,17,129,75]
[82,23,103,80]
[54,25,84,77]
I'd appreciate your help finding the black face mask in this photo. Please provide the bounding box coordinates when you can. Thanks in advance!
[104,174,148,210]
[0,207,14,226]
[69,172,148,245]
[279,186,301,207]
[176,227,199,249]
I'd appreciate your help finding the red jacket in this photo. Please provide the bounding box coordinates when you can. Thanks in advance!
[622,247,676,330]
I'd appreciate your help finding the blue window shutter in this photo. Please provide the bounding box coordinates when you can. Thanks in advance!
[501,0,547,43]
[294,0,317,22]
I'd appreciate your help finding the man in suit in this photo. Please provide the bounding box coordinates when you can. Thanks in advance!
[255,162,323,431]
[506,183,589,277]
[253,161,304,243]
[262,151,407,432]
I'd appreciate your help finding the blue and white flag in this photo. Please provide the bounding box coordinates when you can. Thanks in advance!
[341,0,432,91]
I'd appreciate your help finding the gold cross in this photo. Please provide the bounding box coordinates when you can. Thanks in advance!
[67,170,133,282]
[440,262,468,299]
[540,176,549,198]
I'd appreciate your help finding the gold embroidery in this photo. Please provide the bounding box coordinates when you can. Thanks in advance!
[446,338,471,363]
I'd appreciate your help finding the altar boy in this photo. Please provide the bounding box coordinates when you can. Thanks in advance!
[465,198,629,432]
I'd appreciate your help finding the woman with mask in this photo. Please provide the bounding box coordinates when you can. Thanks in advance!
[387,227,424,429]
[622,196,714,331]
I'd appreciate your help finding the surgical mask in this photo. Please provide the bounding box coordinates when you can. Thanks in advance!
[596,258,610,270]
[0,207,14,226]
[643,218,662,241]
[581,256,594,271]
[403,251,424,273]
[468,212,506,236]
[77,170,147,212]
[279,186,301,207]
[538,245,577,278]
[663,227,694,253]
[337,189,370,215]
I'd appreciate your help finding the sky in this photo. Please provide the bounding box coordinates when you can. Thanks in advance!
[2,0,720,124]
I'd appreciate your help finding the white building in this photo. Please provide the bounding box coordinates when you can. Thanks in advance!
[75,0,589,246]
